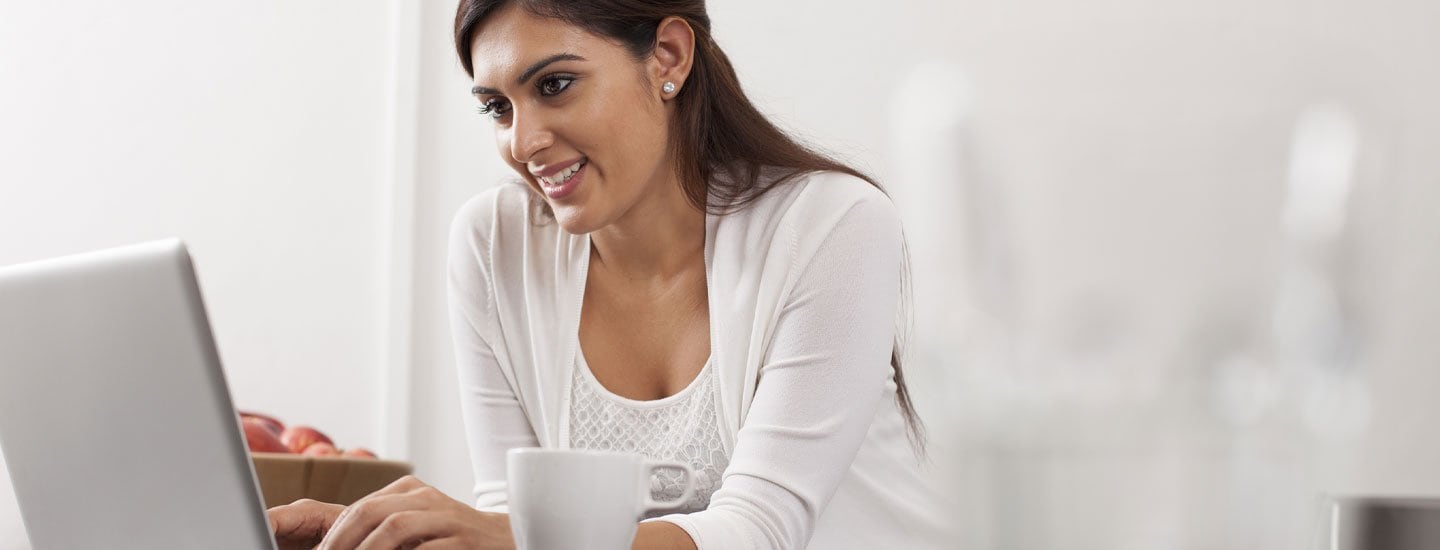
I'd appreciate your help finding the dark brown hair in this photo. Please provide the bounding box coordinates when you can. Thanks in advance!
[455,0,925,452]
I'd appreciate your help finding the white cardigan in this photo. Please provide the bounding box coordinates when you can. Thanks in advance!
[446,171,951,549]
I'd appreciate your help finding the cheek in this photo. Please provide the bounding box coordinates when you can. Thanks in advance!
[570,101,620,153]
[575,92,667,174]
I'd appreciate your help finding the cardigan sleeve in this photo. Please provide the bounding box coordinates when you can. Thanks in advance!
[447,192,541,512]
[649,186,905,549]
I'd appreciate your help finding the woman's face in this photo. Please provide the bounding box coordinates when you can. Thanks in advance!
[469,4,672,235]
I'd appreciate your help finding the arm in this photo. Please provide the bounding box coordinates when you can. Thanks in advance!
[651,190,905,549]
[634,521,698,549]
[448,198,541,511]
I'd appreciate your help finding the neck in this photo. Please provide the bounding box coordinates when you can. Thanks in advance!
[588,179,705,282]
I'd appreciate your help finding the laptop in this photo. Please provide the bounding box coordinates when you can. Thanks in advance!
[0,239,276,549]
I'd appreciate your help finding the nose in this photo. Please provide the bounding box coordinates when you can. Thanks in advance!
[506,109,554,165]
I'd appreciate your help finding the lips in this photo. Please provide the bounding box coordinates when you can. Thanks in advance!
[537,159,586,188]
[541,160,586,201]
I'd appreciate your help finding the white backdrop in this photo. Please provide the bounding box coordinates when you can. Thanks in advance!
[4,0,1440,548]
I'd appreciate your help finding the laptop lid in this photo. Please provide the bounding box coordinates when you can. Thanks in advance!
[0,239,276,550]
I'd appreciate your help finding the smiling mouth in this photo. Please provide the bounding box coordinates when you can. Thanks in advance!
[538,159,586,188]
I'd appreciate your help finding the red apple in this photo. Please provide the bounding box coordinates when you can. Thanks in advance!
[301,442,341,457]
[239,410,284,436]
[280,425,333,454]
[341,447,378,459]
[242,417,289,453]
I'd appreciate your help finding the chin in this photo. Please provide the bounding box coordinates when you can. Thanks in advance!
[552,205,604,235]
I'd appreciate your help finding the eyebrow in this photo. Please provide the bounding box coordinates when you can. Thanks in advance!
[471,53,587,96]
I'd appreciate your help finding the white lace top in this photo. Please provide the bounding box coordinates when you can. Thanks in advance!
[567,352,729,518]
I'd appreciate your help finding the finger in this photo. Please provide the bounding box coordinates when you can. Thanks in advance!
[318,488,442,550]
[412,537,467,550]
[353,511,455,550]
[375,474,428,495]
[321,476,428,547]
[268,499,343,545]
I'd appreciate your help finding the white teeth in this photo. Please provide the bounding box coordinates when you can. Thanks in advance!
[540,160,585,187]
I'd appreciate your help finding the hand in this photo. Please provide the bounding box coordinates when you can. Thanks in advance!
[315,475,513,550]
[268,499,347,550]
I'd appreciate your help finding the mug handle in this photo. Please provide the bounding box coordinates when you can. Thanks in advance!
[642,460,697,512]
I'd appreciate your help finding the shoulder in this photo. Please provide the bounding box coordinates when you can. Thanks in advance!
[786,170,899,226]
[449,182,539,246]
[739,170,902,251]
[788,171,903,270]
[448,182,564,265]
[710,170,903,288]
[447,182,560,295]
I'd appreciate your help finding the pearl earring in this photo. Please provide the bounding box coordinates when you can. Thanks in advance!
[662,81,676,94]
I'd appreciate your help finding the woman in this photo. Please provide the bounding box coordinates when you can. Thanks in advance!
[268,1,948,548]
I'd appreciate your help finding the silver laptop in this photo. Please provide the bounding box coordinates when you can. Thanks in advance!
[0,239,276,549]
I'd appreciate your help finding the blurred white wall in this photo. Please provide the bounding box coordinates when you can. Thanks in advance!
[0,1,400,548]
[902,1,1440,548]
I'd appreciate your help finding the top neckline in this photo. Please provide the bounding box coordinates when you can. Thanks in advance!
[575,350,716,408]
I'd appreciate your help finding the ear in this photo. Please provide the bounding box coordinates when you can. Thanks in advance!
[650,16,696,99]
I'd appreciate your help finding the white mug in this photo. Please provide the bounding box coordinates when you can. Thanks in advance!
[506,448,696,550]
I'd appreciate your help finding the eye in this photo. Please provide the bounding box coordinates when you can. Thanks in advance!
[476,98,512,119]
[537,75,575,97]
